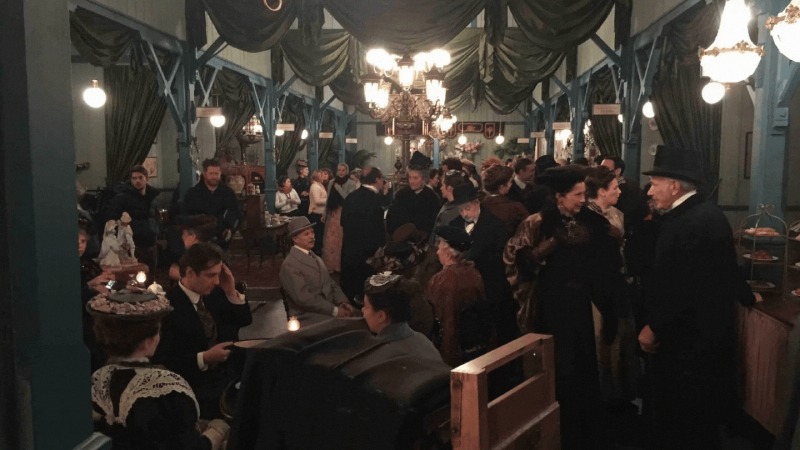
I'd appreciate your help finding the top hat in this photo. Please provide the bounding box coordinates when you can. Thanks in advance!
[408,151,433,170]
[534,154,558,175]
[537,165,587,194]
[287,216,315,237]
[642,145,703,184]
[451,183,480,206]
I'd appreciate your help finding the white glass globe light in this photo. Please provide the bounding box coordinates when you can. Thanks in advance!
[457,134,467,145]
[414,52,430,72]
[642,101,655,119]
[384,136,394,145]
[275,129,285,136]
[702,82,726,104]
[210,114,226,128]
[83,80,107,108]
[618,114,624,124]
[419,137,426,144]
[699,0,763,83]
[495,135,505,145]
[367,49,390,68]
[429,49,451,69]
[301,129,309,140]
[768,0,800,62]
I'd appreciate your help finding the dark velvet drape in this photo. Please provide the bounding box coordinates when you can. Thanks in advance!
[508,0,615,50]
[212,68,256,150]
[651,3,722,197]
[280,30,355,87]
[590,66,622,158]
[274,97,308,176]
[104,52,168,183]
[70,9,139,67]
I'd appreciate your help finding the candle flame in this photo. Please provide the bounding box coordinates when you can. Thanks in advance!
[287,317,300,332]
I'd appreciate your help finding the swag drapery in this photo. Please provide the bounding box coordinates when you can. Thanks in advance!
[70,9,168,184]
[209,68,256,150]
[274,96,308,176]
[198,0,612,115]
[651,2,723,198]
[590,66,622,158]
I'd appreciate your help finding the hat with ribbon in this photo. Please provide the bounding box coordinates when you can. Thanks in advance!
[451,183,481,206]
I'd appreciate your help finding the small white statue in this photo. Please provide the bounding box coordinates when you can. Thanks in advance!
[98,220,121,266]
[117,212,137,265]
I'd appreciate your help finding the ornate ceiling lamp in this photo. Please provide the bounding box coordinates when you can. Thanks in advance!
[699,0,764,84]
[767,0,800,62]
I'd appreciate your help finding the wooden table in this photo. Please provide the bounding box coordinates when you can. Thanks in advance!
[738,296,800,435]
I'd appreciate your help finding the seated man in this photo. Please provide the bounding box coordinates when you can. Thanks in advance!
[281,216,355,325]
[153,242,252,419]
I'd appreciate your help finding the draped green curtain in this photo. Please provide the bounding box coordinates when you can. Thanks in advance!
[104,52,168,183]
[508,0,615,50]
[651,2,722,198]
[590,66,622,157]
[275,98,307,176]
[280,30,353,87]
[212,68,256,150]
[70,9,139,67]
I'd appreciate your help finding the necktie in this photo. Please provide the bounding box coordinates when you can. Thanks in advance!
[465,221,475,235]
[196,296,217,347]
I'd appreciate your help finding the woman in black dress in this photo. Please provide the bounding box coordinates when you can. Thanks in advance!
[89,292,229,449]
[504,166,619,449]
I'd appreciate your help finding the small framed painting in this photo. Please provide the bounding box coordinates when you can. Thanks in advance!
[143,157,158,178]
[744,132,753,180]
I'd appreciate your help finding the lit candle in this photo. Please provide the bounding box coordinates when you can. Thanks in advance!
[135,271,147,284]
[287,317,300,332]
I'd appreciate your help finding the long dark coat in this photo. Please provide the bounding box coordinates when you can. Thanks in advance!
[385,186,441,235]
[340,186,386,299]
[642,194,754,449]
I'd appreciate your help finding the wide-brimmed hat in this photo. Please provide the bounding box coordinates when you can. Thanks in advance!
[386,223,428,256]
[87,287,173,321]
[537,165,587,195]
[295,160,308,168]
[287,216,315,237]
[452,183,480,206]
[642,145,703,184]
[363,272,402,295]
[434,226,472,253]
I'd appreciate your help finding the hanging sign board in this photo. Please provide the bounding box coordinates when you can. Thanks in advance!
[319,132,334,139]
[592,104,622,115]
[346,138,358,144]
[553,122,571,130]
[276,123,295,131]
[518,138,530,143]
[531,131,546,138]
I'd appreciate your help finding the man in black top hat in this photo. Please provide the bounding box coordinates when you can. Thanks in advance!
[448,183,517,344]
[638,145,758,449]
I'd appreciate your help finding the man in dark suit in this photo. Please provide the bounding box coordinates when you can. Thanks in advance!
[638,146,758,449]
[153,242,252,419]
[506,158,535,204]
[601,156,648,238]
[448,183,517,344]
[386,165,441,236]
[340,166,387,301]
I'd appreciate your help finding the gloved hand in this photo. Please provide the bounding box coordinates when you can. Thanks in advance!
[202,419,230,450]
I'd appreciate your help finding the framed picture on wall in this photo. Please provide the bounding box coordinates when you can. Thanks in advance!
[744,132,753,179]
[143,157,158,178]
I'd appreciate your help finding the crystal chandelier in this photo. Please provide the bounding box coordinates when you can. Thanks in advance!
[363,49,450,129]
[767,0,800,62]
[699,0,764,84]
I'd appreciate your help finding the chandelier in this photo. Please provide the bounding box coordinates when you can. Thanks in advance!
[363,49,450,130]
[767,0,800,62]
[699,0,764,84]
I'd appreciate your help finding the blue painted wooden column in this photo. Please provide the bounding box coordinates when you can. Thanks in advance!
[0,0,92,447]
[749,0,798,217]
[433,139,441,166]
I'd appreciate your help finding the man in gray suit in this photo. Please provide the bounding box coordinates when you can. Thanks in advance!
[280,216,355,325]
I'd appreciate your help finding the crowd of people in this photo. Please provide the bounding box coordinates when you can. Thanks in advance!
[77,145,762,449]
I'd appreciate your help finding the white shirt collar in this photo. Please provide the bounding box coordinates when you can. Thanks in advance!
[293,245,311,255]
[667,190,697,212]
[178,280,201,305]
[514,176,526,190]
[364,185,379,194]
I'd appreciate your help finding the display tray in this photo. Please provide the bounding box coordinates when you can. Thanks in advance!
[747,280,777,290]
[744,253,780,262]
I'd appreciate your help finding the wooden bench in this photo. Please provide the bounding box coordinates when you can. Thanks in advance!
[451,334,560,450]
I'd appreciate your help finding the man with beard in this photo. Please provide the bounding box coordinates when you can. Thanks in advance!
[183,158,241,252]
[638,146,758,449]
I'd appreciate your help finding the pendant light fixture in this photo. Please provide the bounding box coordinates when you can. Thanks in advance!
[767,0,800,62]
[702,81,726,104]
[83,80,107,108]
[699,0,764,84]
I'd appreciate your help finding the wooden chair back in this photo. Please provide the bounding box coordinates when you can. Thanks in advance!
[451,334,559,450]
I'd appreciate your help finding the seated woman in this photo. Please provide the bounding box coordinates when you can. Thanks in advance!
[89,290,229,450]
[359,273,442,363]
[80,221,115,372]
[275,175,301,216]
[425,226,487,367]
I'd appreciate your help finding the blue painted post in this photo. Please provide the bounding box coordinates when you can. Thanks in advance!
[304,100,321,173]
[178,46,195,196]
[251,80,277,213]
[750,1,793,216]
[0,0,93,447]
[546,102,556,156]
[433,138,441,166]
[572,78,591,161]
